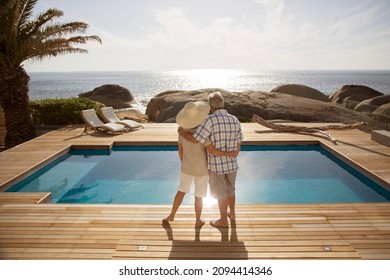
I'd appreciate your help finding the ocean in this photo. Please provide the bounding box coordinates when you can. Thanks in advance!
[28,70,390,105]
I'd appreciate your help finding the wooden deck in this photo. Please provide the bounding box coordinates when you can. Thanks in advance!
[0,123,389,259]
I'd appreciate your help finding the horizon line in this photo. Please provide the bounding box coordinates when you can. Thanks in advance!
[26,68,390,73]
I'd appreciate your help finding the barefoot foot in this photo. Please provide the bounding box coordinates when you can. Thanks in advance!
[163,215,174,222]
[195,219,205,228]
[210,219,228,228]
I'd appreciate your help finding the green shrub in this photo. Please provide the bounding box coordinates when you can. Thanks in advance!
[29,98,103,125]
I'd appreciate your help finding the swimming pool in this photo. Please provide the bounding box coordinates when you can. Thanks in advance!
[6,145,390,204]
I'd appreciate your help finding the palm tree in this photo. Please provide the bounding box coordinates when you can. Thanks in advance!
[0,0,101,149]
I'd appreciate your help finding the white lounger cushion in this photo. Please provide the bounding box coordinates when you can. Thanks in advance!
[100,107,143,129]
[99,122,126,132]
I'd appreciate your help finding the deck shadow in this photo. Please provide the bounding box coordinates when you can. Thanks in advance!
[162,220,248,260]
[336,139,390,157]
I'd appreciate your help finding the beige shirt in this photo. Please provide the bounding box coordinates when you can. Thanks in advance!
[178,129,210,177]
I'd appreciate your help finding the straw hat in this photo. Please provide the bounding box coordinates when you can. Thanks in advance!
[176,101,210,129]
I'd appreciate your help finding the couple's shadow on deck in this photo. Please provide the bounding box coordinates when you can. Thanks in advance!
[162,220,248,260]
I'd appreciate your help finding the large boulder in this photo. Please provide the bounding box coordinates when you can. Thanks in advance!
[355,95,390,113]
[271,84,330,102]
[146,89,215,123]
[79,84,137,109]
[329,85,383,106]
[146,88,359,123]
[372,103,390,117]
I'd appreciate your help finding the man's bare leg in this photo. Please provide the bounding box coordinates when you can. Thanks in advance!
[210,197,229,228]
[228,194,236,220]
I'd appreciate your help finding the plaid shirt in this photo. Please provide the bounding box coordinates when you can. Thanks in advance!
[194,109,243,174]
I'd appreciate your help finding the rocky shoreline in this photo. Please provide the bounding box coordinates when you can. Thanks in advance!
[145,85,389,124]
[79,83,390,124]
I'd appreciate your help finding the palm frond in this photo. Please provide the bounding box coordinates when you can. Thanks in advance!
[22,8,64,37]
[38,22,89,39]
[0,0,102,67]
[25,34,101,61]
[6,0,37,40]
[18,0,38,28]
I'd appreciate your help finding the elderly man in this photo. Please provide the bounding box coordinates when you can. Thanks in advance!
[180,92,243,228]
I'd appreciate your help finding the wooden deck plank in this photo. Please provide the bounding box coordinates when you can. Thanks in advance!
[0,124,389,259]
[1,203,389,259]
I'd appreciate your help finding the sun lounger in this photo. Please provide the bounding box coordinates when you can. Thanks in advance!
[81,109,126,134]
[100,107,143,130]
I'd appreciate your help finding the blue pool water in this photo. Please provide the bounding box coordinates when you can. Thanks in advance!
[6,145,390,204]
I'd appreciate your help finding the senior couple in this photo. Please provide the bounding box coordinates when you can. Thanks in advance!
[163,92,243,228]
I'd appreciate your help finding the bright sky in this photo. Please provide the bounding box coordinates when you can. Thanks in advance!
[25,0,390,72]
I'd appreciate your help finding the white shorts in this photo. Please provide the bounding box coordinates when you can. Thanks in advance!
[178,172,208,198]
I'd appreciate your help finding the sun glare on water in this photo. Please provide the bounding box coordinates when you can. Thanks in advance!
[172,69,244,90]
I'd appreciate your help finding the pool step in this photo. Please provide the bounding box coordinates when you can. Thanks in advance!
[0,192,52,204]
[371,130,390,147]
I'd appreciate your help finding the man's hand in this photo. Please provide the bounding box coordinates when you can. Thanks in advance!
[179,129,199,143]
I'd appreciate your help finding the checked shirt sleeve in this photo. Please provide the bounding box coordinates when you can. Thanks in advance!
[193,118,212,144]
